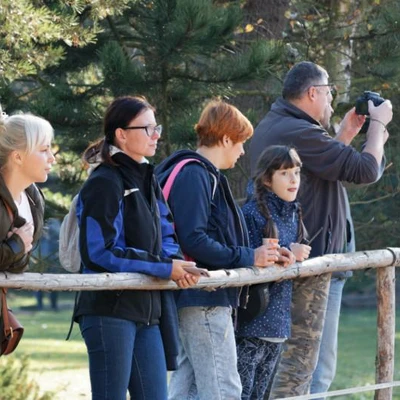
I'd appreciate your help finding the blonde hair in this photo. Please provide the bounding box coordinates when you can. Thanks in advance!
[0,105,53,167]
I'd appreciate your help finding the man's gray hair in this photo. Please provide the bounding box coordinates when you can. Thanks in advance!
[282,61,327,100]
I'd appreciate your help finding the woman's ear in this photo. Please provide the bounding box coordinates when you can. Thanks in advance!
[114,128,126,145]
[10,150,24,166]
[222,134,230,147]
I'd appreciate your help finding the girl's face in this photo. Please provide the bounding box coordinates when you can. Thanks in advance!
[20,142,55,183]
[266,166,301,202]
[117,109,160,163]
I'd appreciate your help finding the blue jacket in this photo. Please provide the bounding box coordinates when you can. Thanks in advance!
[156,150,254,309]
[236,191,299,339]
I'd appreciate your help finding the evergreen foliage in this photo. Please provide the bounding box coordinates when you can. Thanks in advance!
[1,0,399,262]
[0,357,53,400]
[277,0,400,252]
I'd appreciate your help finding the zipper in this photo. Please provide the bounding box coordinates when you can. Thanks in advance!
[147,291,153,325]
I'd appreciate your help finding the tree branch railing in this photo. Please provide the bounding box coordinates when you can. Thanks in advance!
[0,248,398,399]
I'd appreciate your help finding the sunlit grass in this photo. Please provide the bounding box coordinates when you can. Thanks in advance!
[331,308,400,399]
[4,291,400,399]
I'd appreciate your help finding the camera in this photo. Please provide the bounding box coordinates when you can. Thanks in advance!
[355,91,385,115]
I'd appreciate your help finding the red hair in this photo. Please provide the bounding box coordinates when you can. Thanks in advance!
[195,100,253,147]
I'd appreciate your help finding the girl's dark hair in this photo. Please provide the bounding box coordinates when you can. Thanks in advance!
[83,96,155,166]
[253,145,305,241]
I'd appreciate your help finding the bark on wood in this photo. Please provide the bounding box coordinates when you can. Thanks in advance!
[0,248,398,291]
[375,266,396,400]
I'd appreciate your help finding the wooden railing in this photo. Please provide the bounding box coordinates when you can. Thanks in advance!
[0,248,398,399]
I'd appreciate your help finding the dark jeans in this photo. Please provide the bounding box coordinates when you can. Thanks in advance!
[79,315,167,400]
[237,337,282,400]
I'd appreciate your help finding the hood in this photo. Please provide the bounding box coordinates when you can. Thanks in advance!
[155,149,219,187]
[86,145,150,174]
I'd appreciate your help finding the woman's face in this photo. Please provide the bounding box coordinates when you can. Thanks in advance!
[117,109,160,163]
[20,142,55,183]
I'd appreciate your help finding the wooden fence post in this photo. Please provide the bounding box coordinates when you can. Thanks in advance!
[375,264,396,400]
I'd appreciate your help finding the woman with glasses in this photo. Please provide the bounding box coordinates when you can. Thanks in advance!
[74,96,199,400]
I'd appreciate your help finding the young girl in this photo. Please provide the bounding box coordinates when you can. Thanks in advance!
[236,145,311,400]
[0,105,55,274]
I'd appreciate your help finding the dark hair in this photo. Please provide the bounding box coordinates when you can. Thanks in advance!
[195,100,253,147]
[83,96,155,166]
[282,61,328,101]
[253,145,305,241]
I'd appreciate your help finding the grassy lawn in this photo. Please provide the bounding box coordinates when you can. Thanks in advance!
[6,290,87,373]
[4,290,400,399]
[332,307,400,399]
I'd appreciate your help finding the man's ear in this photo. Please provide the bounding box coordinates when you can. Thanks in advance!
[307,86,317,101]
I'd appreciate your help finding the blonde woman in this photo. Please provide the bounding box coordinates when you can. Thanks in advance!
[0,105,55,273]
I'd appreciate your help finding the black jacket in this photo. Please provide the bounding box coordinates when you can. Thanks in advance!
[75,151,182,325]
[250,98,382,278]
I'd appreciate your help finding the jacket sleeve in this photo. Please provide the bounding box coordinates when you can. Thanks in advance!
[0,233,28,272]
[168,164,254,270]
[294,125,380,184]
[78,173,172,279]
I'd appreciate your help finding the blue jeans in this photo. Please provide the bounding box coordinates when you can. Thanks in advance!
[79,315,167,400]
[168,306,242,400]
[310,277,346,399]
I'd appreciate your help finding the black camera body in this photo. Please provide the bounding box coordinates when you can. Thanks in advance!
[355,91,385,115]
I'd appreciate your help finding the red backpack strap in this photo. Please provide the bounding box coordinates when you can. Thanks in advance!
[162,159,200,201]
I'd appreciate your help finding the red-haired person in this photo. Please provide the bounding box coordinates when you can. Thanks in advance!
[156,100,290,399]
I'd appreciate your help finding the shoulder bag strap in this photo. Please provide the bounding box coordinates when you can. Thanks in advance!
[2,288,11,339]
[162,159,200,201]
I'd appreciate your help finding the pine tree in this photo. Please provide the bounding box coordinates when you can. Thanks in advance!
[95,0,283,156]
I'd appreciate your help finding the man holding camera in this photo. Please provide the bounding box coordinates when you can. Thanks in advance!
[249,61,392,398]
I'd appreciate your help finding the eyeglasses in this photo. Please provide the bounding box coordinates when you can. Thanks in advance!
[123,125,162,137]
[310,84,337,98]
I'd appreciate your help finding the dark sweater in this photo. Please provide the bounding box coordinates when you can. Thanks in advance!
[250,98,381,278]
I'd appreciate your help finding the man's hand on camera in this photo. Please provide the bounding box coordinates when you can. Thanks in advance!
[336,107,366,145]
[368,99,393,127]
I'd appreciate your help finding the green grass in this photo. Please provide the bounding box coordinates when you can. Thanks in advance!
[332,308,400,399]
[6,290,87,373]
[4,291,400,399]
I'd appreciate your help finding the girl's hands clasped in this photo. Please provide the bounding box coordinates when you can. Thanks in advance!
[289,243,311,262]
[254,238,280,267]
[276,247,296,267]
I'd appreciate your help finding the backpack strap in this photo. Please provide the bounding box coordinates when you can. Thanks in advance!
[163,158,217,201]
